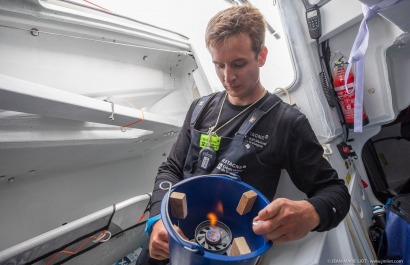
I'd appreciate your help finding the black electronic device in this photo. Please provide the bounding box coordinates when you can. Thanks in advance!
[305,4,322,40]
[198,147,217,171]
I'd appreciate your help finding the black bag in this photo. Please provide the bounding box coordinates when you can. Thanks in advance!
[384,194,410,264]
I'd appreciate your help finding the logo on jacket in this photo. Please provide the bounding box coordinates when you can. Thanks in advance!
[245,132,268,149]
[216,159,246,174]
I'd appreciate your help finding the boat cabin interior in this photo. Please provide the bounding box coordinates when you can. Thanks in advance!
[0,0,409,264]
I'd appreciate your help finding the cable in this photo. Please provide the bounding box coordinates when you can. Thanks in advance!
[274,87,292,105]
[81,0,111,12]
[93,230,111,243]
[317,39,350,142]
[37,196,151,265]
[322,40,334,85]
[316,39,336,108]
[45,235,98,265]
[53,222,147,265]
[137,193,152,223]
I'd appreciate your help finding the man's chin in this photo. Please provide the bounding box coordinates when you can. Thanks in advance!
[225,87,242,96]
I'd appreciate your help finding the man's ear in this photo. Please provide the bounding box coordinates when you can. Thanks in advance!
[258,46,268,67]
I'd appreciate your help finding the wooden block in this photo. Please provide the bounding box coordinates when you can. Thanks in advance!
[170,192,187,219]
[236,190,258,215]
[229,237,251,256]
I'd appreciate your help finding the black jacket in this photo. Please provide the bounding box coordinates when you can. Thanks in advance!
[150,91,350,232]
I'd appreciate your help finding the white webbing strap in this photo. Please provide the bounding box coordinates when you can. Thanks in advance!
[345,0,402,132]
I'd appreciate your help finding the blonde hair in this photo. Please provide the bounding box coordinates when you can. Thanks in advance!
[205,4,266,55]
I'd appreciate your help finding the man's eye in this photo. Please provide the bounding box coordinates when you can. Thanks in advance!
[215,64,225,69]
[233,61,246,68]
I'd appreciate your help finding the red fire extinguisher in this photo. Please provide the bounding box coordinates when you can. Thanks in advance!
[332,52,369,129]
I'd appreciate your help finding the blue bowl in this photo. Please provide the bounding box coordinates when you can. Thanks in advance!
[160,175,272,265]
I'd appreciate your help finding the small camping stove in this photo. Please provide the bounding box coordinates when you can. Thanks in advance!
[194,220,232,254]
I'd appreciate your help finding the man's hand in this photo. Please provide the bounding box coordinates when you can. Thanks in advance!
[149,220,188,260]
[149,220,169,260]
[252,198,320,244]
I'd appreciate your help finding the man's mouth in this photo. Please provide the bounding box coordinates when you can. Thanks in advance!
[225,84,240,90]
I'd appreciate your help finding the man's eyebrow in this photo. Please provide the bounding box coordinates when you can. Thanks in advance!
[232,58,246,62]
[212,58,246,64]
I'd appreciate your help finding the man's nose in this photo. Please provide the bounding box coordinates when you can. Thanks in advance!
[224,66,236,84]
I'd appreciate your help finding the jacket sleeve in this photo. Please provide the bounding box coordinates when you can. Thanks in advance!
[284,115,351,232]
[149,100,198,217]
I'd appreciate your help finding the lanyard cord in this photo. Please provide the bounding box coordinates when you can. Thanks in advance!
[209,89,267,137]
[207,92,227,136]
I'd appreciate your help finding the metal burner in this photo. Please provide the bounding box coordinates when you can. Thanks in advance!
[206,228,222,245]
[195,220,232,254]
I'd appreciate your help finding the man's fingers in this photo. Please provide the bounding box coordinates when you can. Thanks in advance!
[253,199,320,244]
[257,198,283,220]
[149,243,169,260]
[149,220,170,259]
[260,224,287,242]
[148,222,189,260]
[252,199,285,235]
[149,236,169,259]
[252,217,280,235]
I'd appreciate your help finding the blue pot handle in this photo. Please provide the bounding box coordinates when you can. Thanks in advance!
[161,181,205,255]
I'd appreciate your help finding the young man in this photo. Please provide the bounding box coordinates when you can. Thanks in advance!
[141,4,350,263]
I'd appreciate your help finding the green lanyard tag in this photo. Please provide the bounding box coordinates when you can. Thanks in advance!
[200,134,221,151]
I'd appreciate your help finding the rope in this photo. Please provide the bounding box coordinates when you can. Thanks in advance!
[275,87,292,105]
[121,109,145,132]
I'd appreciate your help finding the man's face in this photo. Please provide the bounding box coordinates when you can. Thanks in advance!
[208,33,267,105]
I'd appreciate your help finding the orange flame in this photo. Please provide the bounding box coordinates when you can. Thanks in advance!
[216,201,224,215]
[207,201,224,227]
[207,212,218,227]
